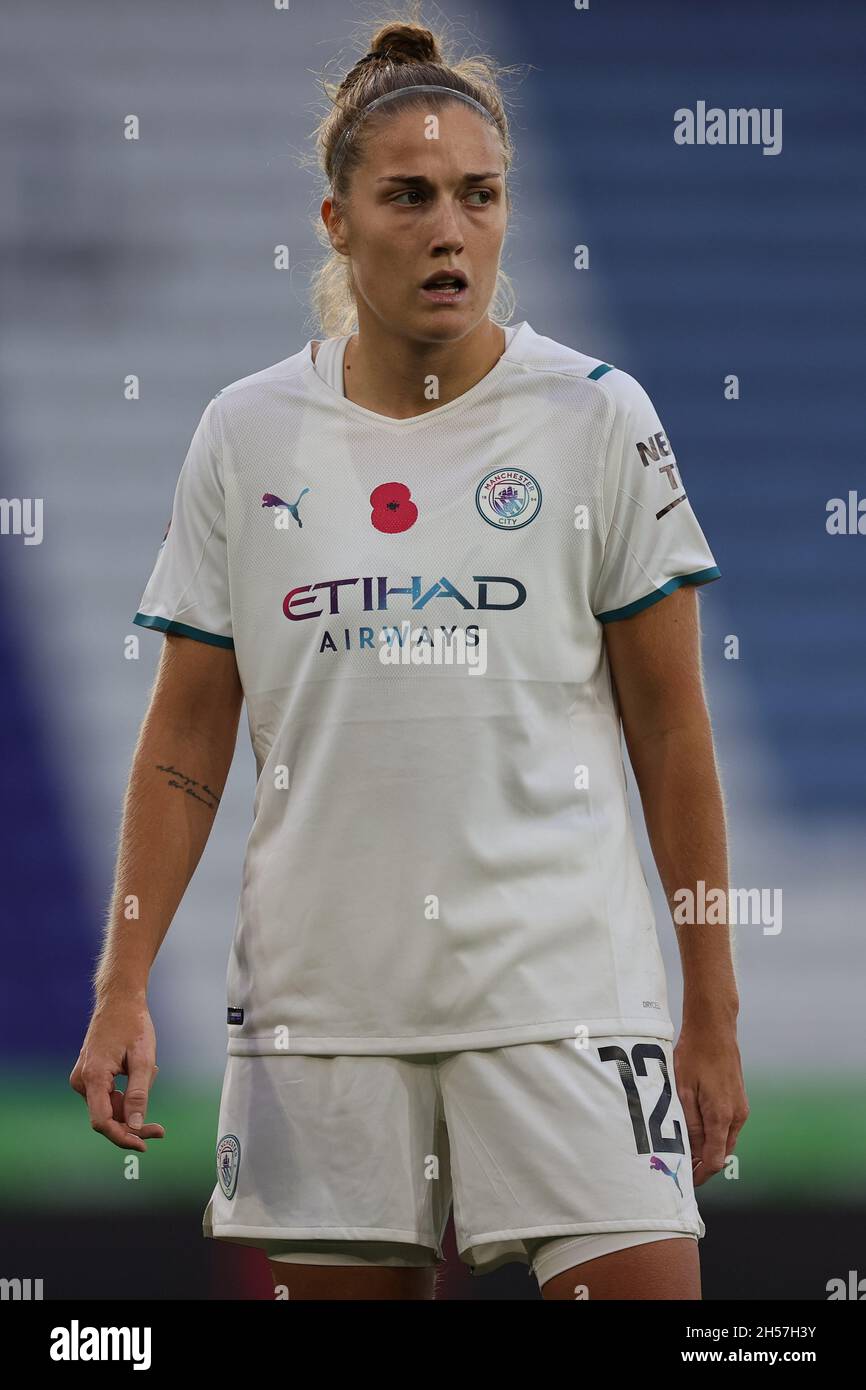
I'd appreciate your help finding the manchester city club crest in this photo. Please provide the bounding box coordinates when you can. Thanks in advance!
[216,1134,241,1199]
[476,468,542,529]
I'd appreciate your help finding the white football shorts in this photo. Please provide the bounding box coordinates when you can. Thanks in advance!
[202,1035,705,1288]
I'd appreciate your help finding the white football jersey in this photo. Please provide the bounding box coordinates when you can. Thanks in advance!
[134,321,720,1055]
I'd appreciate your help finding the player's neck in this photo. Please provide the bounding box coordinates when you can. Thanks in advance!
[341,319,506,420]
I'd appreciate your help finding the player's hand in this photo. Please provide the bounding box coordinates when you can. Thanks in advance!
[673,1021,749,1188]
[69,993,166,1151]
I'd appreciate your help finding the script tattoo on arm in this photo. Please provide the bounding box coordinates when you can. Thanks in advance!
[154,763,221,813]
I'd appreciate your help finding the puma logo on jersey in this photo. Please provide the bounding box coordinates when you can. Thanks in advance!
[263,488,310,527]
[649,1154,684,1196]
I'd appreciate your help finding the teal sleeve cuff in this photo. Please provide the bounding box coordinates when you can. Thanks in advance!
[133,611,235,649]
[595,566,721,624]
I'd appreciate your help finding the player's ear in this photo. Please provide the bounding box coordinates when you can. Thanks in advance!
[321,195,349,256]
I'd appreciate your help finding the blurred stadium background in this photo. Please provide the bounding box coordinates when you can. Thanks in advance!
[1,0,864,1299]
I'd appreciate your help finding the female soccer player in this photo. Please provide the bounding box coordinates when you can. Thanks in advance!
[72,16,748,1301]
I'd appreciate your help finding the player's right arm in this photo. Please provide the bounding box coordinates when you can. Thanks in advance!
[69,632,243,1150]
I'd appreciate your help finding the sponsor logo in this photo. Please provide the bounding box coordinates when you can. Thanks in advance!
[636,432,671,467]
[283,575,526,620]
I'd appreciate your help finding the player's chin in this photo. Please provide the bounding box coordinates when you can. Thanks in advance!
[410,293,476,339]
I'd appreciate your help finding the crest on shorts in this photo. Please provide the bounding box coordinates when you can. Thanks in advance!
[476,469,542,530]
[216,1133,241,1199]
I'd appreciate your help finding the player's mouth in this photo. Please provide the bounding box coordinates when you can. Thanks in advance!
[420,269,468,303]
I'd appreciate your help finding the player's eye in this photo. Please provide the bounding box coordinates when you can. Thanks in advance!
[390,188,496,206]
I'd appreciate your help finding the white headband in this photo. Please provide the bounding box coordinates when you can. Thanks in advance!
[330,84,499,184]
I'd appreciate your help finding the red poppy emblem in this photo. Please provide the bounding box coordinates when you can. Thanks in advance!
[370,482,418,533]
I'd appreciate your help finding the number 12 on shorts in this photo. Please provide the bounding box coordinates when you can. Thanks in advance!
[598,1042,686,1155]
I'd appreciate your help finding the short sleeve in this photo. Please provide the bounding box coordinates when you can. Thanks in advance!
[133,398,234,649]
[591,369,720,623]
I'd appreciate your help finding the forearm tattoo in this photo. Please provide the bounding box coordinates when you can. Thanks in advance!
[155,762,221,813]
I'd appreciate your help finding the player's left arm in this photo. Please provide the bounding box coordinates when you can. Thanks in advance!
[604,584,749,1186]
